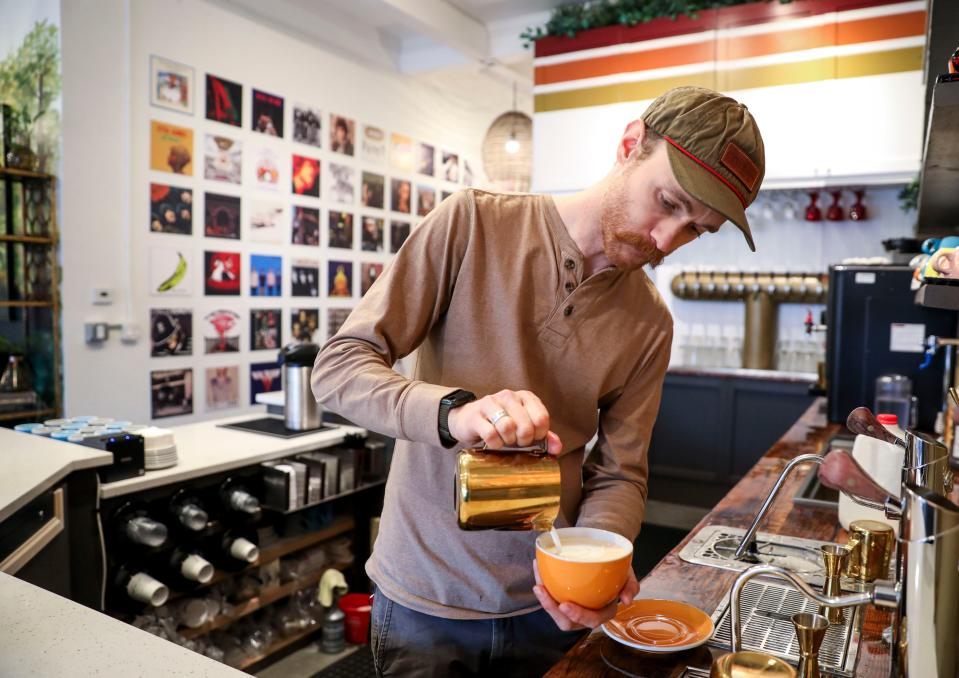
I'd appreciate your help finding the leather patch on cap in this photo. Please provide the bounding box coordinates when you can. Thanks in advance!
[720,142,760,192]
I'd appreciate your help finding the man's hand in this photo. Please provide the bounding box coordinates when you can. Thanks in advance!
[447,389,562,455]
[532,558,640,631]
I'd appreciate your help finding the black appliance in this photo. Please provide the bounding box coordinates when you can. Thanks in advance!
[80,433,145,483]
[826,265,958,430]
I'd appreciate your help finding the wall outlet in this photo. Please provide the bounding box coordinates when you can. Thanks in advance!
[92,287,115,305]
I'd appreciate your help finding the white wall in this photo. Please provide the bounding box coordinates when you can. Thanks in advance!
[60,0,509,424]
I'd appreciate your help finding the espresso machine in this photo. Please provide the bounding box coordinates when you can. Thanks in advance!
[715,407,959,677]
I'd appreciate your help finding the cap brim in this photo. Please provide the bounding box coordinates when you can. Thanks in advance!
[664,143,756,252]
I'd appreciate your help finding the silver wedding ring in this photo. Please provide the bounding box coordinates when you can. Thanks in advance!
[489,410,510,426]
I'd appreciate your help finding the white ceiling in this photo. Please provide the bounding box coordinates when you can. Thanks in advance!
[212,0,578,110]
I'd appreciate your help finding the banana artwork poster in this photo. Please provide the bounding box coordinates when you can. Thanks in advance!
[149,247,193,297]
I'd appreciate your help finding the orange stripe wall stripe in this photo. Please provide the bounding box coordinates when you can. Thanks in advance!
[535,10,925,87]
[534,46,922,113]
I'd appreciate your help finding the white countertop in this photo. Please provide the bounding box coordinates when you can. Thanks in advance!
[99,414,365,499]
[0,429,112,523]
[0,572,243,677]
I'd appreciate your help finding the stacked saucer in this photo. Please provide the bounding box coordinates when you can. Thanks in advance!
[140,426,178,470]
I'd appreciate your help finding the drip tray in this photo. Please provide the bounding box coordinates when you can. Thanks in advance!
[709,577,862,677]
[220,417,335,438]
[678,525,831,587]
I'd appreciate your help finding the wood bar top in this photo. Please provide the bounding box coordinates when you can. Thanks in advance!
[545,398,898,678]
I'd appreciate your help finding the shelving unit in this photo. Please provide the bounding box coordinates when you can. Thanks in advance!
[0,165,61,425]
[264,480,386,515]
[237,624,324,671]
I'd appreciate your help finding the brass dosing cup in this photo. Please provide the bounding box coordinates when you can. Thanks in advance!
[792,612,829,678]
[710,650,797,678]
[844,520,894,583]
[819,544,850,624]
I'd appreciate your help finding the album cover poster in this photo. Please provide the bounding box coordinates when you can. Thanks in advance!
[250,254,282,297]
[205,74,242,127]
[327,308,352,339]
[328,211,353,250]
[204,193,241,239]
[442,150,459,183]
[252,89,284,137]
[203,309,241,353]
[249,144,283,191]
[291,206,320,246]
[204,250,241,296]
[361,262,384,296]
[150,56,193,114]
[150,183,193,234]
[329,114,355,156]
[293,104,322,147]
[361,172,384,209]
[390,178,411,214]
[291,259,319,297]
[206,366,240,411]
[151,368,193,419]
[329,163,355,205]
[390,133,414,172]
[417,142,435,176]
[251,308,281,351]
[463,159,474,187]
[328,260,353,298]
[149,247,193,297]
[291,308,320,342]
[150,121,193,175]
[249,200,286,243]
[361,125,386,163]
[150,308,192,357]
[292,155,320,197]
[204,134,242,184]
[390,220,411,254]
[417,185,436,217]
[360,216,384,252]
[250,360,281,405]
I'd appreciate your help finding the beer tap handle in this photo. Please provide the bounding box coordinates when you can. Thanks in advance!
[846,407,906,448]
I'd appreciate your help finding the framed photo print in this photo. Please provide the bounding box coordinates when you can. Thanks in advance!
[150,56,194,114]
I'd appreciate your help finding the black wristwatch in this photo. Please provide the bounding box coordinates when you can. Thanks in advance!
[438,389,476,448]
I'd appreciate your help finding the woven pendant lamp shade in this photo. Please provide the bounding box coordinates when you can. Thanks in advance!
[482,110,533,192]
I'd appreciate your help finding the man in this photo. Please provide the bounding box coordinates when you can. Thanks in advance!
[312,86,764,676]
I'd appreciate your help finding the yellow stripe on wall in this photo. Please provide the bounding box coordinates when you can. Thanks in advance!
[535,46,922,113]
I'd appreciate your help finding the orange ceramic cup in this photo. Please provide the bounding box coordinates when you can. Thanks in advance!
[535,527,633,610]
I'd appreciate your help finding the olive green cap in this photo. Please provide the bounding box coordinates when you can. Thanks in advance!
[642,86,765,251]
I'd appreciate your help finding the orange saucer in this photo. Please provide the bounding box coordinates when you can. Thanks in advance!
[601,598,714,653]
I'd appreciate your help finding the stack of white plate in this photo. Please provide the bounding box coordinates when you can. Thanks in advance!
[140,426,178,470]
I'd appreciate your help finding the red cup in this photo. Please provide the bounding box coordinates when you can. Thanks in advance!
[339,593,373,644]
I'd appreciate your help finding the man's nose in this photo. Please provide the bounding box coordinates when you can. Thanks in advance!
[651,219,685,253]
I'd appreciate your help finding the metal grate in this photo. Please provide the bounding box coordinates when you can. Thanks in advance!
[679,668,711,678]
[709,578,862,677]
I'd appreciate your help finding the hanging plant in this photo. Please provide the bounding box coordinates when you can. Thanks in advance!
[521,0,796,47]
[897,177,919,213]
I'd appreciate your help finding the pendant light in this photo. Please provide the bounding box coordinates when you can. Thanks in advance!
[482,82,532,192]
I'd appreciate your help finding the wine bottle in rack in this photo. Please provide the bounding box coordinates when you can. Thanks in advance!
[115,564,170,607]
[218,476,262,518]
[112,502,169,550]
[220,529,260,567]
[168,489,211,533]
[168,546,215,586]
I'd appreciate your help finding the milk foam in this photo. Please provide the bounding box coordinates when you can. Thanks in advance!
[544,538,630,562]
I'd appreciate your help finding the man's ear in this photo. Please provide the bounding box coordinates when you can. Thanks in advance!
[617,119,649,165]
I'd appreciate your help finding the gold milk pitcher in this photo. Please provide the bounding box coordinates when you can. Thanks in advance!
[455,440,561,531]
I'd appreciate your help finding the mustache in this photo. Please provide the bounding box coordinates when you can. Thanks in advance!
[617,229,666,267]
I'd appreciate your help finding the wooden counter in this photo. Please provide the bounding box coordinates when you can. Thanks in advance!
[546,398,896,678]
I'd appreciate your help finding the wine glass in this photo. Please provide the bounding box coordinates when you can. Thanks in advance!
[848,190,867,221]
[805,191,822,221]
[826,190,843,221]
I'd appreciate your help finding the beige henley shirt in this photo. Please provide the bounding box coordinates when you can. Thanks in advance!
[312,189,672,620]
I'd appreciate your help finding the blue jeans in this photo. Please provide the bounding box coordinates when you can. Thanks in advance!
[370,588,588,677]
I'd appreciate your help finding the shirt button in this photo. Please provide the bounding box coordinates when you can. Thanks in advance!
[563,305,573,317]
[564,282,575,293]
[564,258,575,270]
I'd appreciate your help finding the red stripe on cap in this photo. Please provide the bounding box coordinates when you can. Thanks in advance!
[663,135,748,208]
